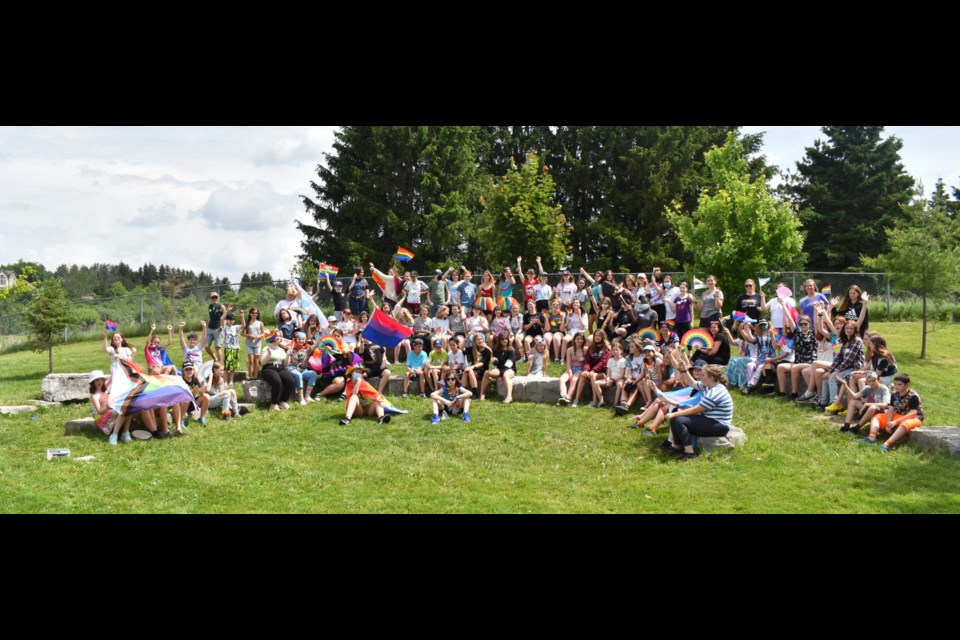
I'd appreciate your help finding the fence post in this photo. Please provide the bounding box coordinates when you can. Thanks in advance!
[792,272,797,294]
[140,294,144,331]
[64,326,68,343]
[887,276,891,319]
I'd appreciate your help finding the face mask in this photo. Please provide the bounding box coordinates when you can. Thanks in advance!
[639,304,650,312]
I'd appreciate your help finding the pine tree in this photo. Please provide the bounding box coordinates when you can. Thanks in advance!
[786,126,915,271]
[25,279,77,373]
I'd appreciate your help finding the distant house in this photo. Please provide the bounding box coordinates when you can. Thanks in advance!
[0,270,15,289]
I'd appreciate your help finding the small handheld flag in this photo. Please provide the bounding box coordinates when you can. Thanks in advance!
[105,321,118,332]
[394,247,415,263]
[821,285,832,296]
[758,277,771,288]
[693,278,707,290]
[732,311,756,325]
[319,263,339,279]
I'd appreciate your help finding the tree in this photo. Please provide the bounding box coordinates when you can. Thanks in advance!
[477,151,570,271]
[863,192,960,359]
[25,279,77,373]
[784,126,915,271]
[298,126,486,272]
[667,132,806,292]
[929,177,960,218]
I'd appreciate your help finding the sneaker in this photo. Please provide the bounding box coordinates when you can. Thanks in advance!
[378,414,391,425]
[420,393,427,398]
[641,428,657,437]
[840,423,851,432]
[762,388,777,396]
[279,402,290,410]
[741,386,752,395]
[270,404,281,411]
[571,401,578,407]
[588,401,598,408]
[338,393,346,401]
[199,417,208,425]
[222,409,231,419]
[824,402,843,414]
[796,393,814,403]
[431,414,441,425]
[120,431,133,443]
[108,432,118,445]
[462,412,471,423]
[299,398,307,406]
[850,425,861,435]
[339,418,351,426]
[659,440,675,451]
[180,418,188,430]
[681,452,699,461]
[614,403,628,416]
[154,430,172,440]
[306,396,315,403]
[880,443,889,453]
[557,396,569,406]
[439,410,449,421]
[859,436,878,445]
[402,393,409,398]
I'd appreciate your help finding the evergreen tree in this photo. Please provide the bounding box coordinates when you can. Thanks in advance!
[929,177,960,218]
[786,126,915,271]
[25,279,77,373]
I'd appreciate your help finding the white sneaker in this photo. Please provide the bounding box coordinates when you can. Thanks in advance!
[440,411,448,421]
[120,431,133,444]
[571,400,579,407]
[299,398,307,406]
[271,404,281,411]
[108,433,118,445]
[306,396,315,403]
[279,402,290,410]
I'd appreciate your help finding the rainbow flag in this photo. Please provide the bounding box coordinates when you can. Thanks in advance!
[363,308,413,348]
[105,320,118,332]
[319,263,339,279]
[732,311,756,325]
[821,285,832,296]
[107,359,194,416]
[394,247,415,263]
[693,278,706,290]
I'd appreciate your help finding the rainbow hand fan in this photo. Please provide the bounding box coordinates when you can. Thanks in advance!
[320,336,344,354]
[638,328,658,343]
[680,328,715,352]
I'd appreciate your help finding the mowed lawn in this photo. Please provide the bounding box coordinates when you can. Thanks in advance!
[0,322,957,513]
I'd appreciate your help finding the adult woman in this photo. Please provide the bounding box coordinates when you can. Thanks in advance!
[392,306,415,365]
[462,333,493,397]
[822,318,866,413]
[692,319,732,366]
[560,298,587,358]
[696,275,724,327]
[733,279,767,329]
[545,300,566,364]
[798,279,829,322]
[477,270,497,322]
[777,314,817,399]
[665,281,696,337]
[554,270,578,311]
[557,332,587,406]
[833,284,870,336]
[647,271,666,323]
[259,331,295,411]
[660,364,734,461]
[481,332,519,403]
[243,307,264,380]
[402,271,425,316]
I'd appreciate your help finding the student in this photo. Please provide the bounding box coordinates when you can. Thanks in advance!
[860,373,923,452]
[323,278,348,322]
[518,256,544,307]
[462,334,493,397]
[459,270,477,312]
[447,304,467,349]
[367,262,404,308]
[821,319,865,414]
[356,338,391,396]
[557,332,587,406]
[798,279,829,322]
[833,285,870,336]
[507,303,526,360]
[277,308,299,340]
[522,300,547,357]
[560,298,587,356]
[103,327,135,363]
[545,300,566,364]
[340,365,393,426]
[288,331,318,404]
[696,275,724,327]
[89,370,129,445]
[838,371,890,434]
[427,269,450,317]
[741,319,778,394]
[180,361,210,427]
[666,282,696,337]
[392,307,415,366]
[615,339,645,415]
[777,313,816,399]
[638,344,664,406]
[659,364,733,461]
[582,331,611,408]
[206,361,240,419]
[314,329,350,400]
[427,337,448,394]
[442,336,467,383]
[222,312,243,385]
[533,271,553,313]
[179,321,205,373]
[525,336,548,376]
[430,372,473,424]
[402,338,429,398]
[692,319,732,367]
[767,283,797,332]
[337,308,358,347]
[592,339,624,408]
[733,279,767,329]
[243,307,265,381]
[496,265,517,310]
[204,292,231,362]
[481,332,518,403]
[144,323,177,375]
[260,332,296,411]
[632,352,704,436]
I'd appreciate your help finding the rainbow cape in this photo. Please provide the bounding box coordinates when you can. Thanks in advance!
[394,247,415,262]
[363,308,413,349]
[347,376,408,415]
[370,266,401,301]
[107,359,194,416]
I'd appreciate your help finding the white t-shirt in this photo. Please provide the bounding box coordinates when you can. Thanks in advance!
[223,324,241,350]
[431,317,450,334]
[337,320,356,344]
[607,356,626,381]
[663,286,681,321]
[447,349,466,369]
[404,281,425,304]
[107,346,134,361]
[274,298,299,319]
[769,297,797,329]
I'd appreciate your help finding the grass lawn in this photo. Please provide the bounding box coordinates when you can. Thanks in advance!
[0,322,957,513]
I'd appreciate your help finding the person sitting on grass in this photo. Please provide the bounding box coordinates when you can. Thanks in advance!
[340,365,393,426]
[356,337,391,396]
[838,371,890,434]
[659,364,734,462]
[430,371,473,424]
[632,354,705,436]
[859,373,924,452]
[402,338,429,398]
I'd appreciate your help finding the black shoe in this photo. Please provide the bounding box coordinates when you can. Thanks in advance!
[378,415,391,425]
[659,439,675,451]
[153,430,171,440]
[339,418,351,426]
[762,388,777,396]
[614,403,628,416]
[338,393,347,401]
[840,423,851,432]
[850,425,861,435]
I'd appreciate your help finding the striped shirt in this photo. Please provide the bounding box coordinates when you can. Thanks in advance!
[695,381,734,427]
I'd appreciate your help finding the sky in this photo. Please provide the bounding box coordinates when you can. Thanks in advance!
[1,126,958,284]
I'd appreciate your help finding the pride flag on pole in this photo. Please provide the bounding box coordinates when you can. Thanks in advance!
[319,263,339,279]
[363,308,413,348]
[821,285,832,296]
[693,278,706,290]
[394,247,415,262]
[291,277,328,329]
[105,320,118,331]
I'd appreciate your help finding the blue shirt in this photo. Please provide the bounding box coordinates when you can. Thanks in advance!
[350,278,368,299]
[800,293,829,322]
[460,282,477,309]
[406,349,428,371]
[695,381,734,427]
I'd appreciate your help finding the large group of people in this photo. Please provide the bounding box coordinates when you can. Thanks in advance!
[87,260,923,458]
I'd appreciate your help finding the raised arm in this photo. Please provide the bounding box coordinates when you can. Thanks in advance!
[103,328,111,355]
[163,325,174,350]
[178,322,188,350]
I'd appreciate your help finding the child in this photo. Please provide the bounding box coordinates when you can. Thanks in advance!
[243,307,264,380]
[615,339,645,415]
[591,339,624,408]
[860,373,924,452]
[427,337,448,394]
[402,338,428,397]
[741,319,777,394]
[179,321,206,373]
[289,331,318,404]
[144,324,177,375]
[222,312,243,385]
[557,332,587,406]
[638,344,664,406]
[180,361,210,427]
[206,362,240,419]
[443,336,467,383]
[525,337,548,377]
[89,370,130,445]
[323,278,348,322]
[839,371,891,434]
[431,372,473,424]
[206,292,232,362]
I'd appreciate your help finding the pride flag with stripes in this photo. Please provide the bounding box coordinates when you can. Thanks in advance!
[394,247,415,262]
[319,263,339,278]
[105,320,118,331]
[363,308,413,348]
[821,285,832,296]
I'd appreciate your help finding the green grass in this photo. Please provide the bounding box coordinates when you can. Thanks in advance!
[0,322,958,513]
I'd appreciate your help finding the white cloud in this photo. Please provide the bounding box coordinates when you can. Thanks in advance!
[193,181,303,232]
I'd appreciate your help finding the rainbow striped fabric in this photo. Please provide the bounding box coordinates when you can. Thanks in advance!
[394,247,415,262]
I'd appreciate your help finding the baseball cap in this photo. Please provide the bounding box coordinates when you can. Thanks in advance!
[182,362,195,370]
[642,345,656,352]
[333,280,342,287]
[692,360,708,369]
[433,338,443,346]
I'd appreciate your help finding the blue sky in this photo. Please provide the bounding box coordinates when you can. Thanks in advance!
[1,126,956,284]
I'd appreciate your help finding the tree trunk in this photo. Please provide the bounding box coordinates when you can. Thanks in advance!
[48,345,53,373]
[921,287,927,359]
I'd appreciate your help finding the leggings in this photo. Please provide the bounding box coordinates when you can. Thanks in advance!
[669,414,730,448]
[261,365,295,404]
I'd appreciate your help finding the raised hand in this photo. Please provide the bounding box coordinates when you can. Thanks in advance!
[151,323,156,331]
[167,325,173,332]
[179,321,186,329]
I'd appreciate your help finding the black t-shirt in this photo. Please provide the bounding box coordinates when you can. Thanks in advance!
[468,347,492,371]
[523,312,545,336]
[735,294,763,322]
[872,355,897,378]
[696,339,730,366]
[834,301,869,335]
[208,303,224,329]
[493,349,518,373]
[330,291,347,311]
[601,281,618,310]
[634,309,658,330]
[361,343,384,370]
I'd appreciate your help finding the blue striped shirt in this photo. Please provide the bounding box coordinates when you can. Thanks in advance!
[695,381,734,427]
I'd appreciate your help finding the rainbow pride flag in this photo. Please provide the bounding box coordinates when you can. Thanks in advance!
[105,320,118,331]
[394,247,415,262]
[693,278,706,290]
[319,263,339,279]
[821,285,832,296]
[363,308,413,348]
[107,359,194,416]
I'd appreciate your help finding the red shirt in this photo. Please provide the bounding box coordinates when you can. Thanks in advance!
[522,278,538,302]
